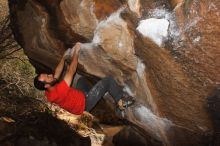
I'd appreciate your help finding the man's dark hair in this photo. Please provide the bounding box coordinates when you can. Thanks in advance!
[34,74,46,91]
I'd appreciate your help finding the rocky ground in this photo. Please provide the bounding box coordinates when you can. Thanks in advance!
[0,94,125,146]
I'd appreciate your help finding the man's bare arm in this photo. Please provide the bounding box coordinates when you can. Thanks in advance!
[54,50,68,80]
[64,43,81,86]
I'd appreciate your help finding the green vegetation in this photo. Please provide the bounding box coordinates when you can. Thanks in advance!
[0,0,42,99]
[0,50,43,98]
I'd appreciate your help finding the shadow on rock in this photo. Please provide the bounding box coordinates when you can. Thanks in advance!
[207,86,220,146]
[113,126,162,146]
[0,112,91,146]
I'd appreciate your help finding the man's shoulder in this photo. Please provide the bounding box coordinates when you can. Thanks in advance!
[55,80,71,92]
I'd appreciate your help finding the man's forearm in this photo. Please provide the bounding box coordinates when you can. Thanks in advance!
[54,56,65,79]
[63,43,81,86]
[68,51,79,75]
[63,50,79,86]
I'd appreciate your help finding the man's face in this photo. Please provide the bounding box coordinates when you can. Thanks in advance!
[38,74,55,84]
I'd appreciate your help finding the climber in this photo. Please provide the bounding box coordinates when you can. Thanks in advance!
[33,42,135,115]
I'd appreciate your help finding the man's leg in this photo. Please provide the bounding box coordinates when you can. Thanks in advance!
[85,76,123,111]
[76,76,93,95]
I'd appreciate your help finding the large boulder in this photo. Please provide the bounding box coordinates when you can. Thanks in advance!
[9,0,220,145]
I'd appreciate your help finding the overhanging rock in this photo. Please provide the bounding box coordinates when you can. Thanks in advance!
[9,0,220,145]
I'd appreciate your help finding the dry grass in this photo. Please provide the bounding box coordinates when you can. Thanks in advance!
[0,0,8,20]
[0,0,37,98]
[0,50,42,98]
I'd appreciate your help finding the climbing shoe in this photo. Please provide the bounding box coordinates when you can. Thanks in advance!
[117,94,135,110]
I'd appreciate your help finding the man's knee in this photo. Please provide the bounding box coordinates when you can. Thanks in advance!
[99,76,114,89]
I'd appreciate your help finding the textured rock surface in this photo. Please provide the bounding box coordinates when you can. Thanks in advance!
[9,0,220,145]
[113,126,162,146]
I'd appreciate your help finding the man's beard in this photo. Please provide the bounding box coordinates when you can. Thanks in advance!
[48,79,59,86]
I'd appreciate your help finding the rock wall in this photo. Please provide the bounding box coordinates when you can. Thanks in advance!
[9,0,220,145]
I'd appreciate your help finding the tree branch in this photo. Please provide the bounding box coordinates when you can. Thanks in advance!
[0,48,21,59]
[3,56,26,64]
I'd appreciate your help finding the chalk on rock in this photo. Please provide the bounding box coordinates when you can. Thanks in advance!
[137,18,169,47]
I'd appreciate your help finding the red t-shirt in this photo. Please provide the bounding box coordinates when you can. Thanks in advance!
[45,80,85,115]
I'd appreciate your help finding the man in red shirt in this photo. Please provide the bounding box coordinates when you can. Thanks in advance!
[34,43,135,115]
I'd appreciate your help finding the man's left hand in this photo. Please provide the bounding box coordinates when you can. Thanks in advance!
[71,42,81,55]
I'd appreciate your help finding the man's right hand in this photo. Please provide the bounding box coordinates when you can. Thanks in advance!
[63,48,72,57]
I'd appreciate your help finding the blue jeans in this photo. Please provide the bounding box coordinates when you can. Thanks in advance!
[76,76,123,111]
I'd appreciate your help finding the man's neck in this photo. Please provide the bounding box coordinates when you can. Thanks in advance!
[47,86,55,92]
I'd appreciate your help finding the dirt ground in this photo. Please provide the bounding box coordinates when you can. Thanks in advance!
[0,96,93,146]
[0,89,125,146]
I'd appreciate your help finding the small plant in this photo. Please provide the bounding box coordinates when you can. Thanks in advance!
[78,113,94,127]
[73,123,87,131]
